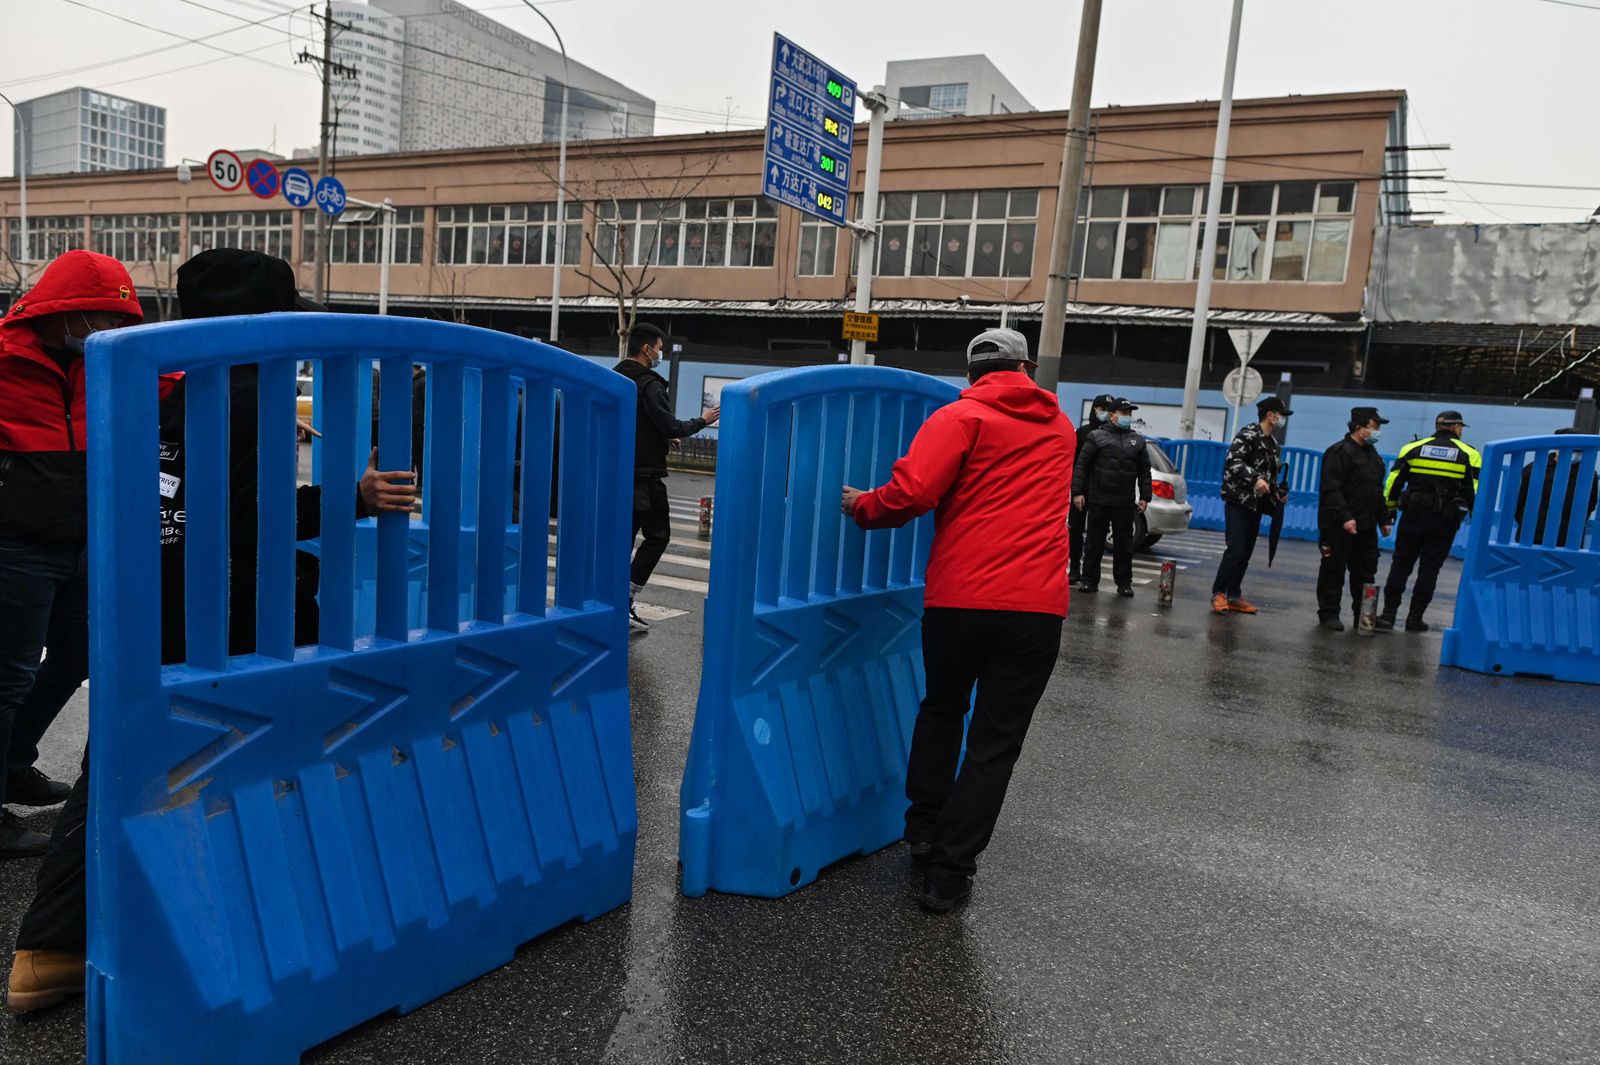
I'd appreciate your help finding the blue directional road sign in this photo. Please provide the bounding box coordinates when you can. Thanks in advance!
[315,175,347,216]
[281,167,314,208]
[763,33,855,226]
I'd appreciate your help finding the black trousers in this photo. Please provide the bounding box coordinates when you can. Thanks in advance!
[629,476,672,589]
[1382,509,1460,622]
[1081,503,1135,590]
[906,607,1062,888]
[1212,499,1263,598]
[1316,526,1380,622]
[15,750,88,952]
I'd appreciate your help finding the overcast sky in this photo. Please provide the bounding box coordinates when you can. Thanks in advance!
[3,0,1598,224]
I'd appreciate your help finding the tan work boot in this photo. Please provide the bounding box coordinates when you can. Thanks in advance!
[1211,593,1230,614]
[7,950,85,1014]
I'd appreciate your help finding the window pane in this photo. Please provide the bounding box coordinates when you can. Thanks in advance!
[733,198,755,217]
[937,223,969,275]
[1120,222,1157,279]
[1227,220,1268,280]
[914,192,942,219]
[1308,219,1351,282]
[488,225,507,263]
[943,191,974,219]
[1009,189,1038,218]
[970,223,1004,276]
[1089,187,1124,217]
[1154,222,1192,279]
[796,226,819,275]
[879,224,909,275]
[752,221,776,266]
[882,192,913,221]
[684,221,706,266]
[729,222,753,266]
[1236,183,1274,216]
[1270,219,1311,281]
[1196,222,1232,279]
[1004,223,1034,278]
[910,224,940,275]
[596,224,616,264]
[706,221,727,265]
[976,191,1008,219]
[815,225,836,276]
[1276,182,1315,214]
[1162,187,1196,215]
[657,223,680,266]
[1083,220,1119,278]
[636,223,657,265]
[756,199,777,219]
[1317,182,1356,213]
[1125,188,1160,217]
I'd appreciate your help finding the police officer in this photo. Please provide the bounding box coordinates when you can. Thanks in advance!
[1316,407,1392,631]
[1073,398,1152,598]
[1068,393,1117,585]
[1376,411,1480,632]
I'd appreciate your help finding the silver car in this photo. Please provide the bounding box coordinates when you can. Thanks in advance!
[1135,441,1192,550]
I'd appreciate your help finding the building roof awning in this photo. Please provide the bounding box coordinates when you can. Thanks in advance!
[334,291,1368,332]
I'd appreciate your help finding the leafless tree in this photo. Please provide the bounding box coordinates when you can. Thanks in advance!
[429,260,483,325]
[522,146,728,356]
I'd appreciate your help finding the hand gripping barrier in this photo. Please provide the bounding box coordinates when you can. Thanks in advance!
[1441,435,1600,683]
[86,314,636,1064]
[679,366,960,897]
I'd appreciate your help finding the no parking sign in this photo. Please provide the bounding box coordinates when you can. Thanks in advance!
[245,159,280,200]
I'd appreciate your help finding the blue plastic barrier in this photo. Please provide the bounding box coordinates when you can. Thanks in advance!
[86,314,636,1064]
[1166,435,1470,558]
[1441,435,1600,683]
[679,366,961,898]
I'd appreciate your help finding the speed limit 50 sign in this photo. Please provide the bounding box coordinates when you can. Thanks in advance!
[206,149,243,192]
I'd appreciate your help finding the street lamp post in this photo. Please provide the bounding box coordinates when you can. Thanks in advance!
[1,92,29,279]
[338,195,397,314]
[518,0,569,345]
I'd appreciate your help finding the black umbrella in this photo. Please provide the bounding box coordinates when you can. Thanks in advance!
[1267,463,1289,567]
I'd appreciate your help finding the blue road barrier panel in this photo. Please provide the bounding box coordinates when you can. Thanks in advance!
[679,366,961,898]
[1441,435,1600,684]
[86,314,636,1065]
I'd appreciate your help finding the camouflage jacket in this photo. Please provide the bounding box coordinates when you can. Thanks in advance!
[1220,422,1281,510]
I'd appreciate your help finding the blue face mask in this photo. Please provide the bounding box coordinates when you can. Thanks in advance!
[1368,428,1383,444]
[1095,410,1109,423]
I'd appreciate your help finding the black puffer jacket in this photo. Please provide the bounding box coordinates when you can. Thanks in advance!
[1072,423,1153,507]
[1318,435,1390,531]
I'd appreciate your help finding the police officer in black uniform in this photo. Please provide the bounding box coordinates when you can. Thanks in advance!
[1316,407,1392,631]
[1376,411,1481,632]
[1068,393,1118,585]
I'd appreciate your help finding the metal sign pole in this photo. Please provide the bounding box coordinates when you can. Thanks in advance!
[379,198,394,316]
[850,89,888,366]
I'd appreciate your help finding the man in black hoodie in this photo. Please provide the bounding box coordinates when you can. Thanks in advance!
[1068,394,1117,585]
[613,323,720,632]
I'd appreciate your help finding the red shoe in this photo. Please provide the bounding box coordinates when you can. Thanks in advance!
[1227,597,1260,614]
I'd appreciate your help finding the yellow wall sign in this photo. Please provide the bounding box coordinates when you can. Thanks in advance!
[842,312,879,342]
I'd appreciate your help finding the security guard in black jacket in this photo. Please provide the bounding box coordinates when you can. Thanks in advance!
[1068,393,1118,584]
[1073,398,1153,597]
[1316,407,1392,631]
[1376,411,1481,632]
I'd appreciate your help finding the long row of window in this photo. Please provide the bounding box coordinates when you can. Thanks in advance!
[2,182,1360,285]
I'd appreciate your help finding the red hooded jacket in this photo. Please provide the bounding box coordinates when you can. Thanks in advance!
[852,370,1077,617]
[0,250,142,541]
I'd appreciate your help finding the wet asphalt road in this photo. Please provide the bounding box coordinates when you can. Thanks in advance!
[2,472,1598,1064]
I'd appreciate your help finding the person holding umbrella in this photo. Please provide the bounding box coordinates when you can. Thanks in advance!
[1211,397,1291,614]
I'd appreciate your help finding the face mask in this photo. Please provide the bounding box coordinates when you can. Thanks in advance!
[1095,410,1109,423]
[61,313,98,355]
[1368,428,1383,444]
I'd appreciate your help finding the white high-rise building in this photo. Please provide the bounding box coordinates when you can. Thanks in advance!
[328,0,654,156]
[11,87,166,176]
[885,56,1033,121]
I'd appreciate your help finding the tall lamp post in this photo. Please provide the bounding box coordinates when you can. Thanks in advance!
[1,92,29,282]
[518,0,570,345]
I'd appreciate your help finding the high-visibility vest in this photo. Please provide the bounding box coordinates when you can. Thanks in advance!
[1385,431,1482,510]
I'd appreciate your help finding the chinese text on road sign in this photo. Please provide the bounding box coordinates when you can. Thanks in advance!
[762,33,855,226]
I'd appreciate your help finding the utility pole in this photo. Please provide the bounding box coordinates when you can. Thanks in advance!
[1179,0,1247,438]
[1034,0,1103,394]
[299,2,355,305]
[849,87,889,365]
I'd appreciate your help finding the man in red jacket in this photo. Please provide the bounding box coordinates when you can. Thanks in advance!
[0,251,142,858]
[842,328,1075,913]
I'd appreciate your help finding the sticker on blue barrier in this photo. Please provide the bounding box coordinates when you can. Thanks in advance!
[679,365,959,898]
[1441,435,1600,684]
[85,314,637,1063]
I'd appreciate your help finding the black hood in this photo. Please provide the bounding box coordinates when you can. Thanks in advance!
[178,248,322,318]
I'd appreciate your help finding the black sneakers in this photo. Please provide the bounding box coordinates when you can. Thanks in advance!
[908,841,933,867]
[1405,618,1430,632]
[5,767,71,807]
[1076,584,1098,594]
[628,601,649,634]
[1116,586,1134,598]
[1319,617,1346,632]
[0,811,50,859]
[918,875,973,914]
